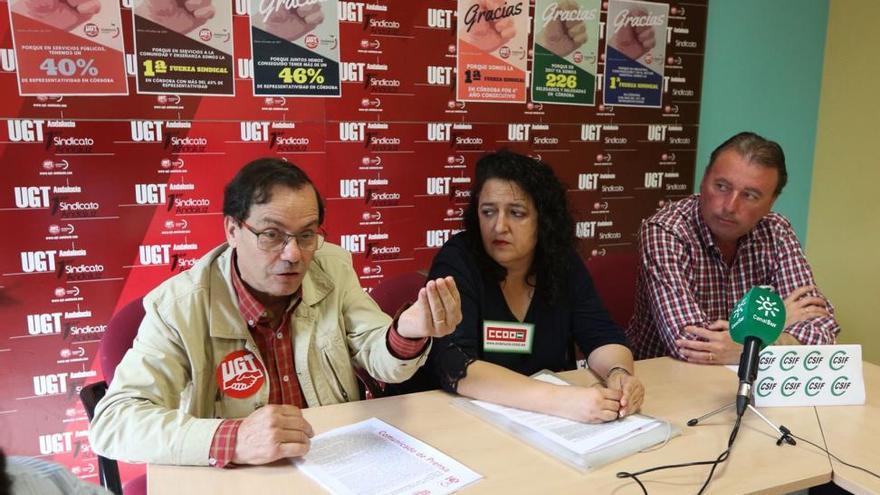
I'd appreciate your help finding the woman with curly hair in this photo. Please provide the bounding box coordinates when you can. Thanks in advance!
[425,150,645,422]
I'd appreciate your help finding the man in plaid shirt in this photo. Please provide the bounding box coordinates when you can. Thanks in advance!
[627,132,840,364]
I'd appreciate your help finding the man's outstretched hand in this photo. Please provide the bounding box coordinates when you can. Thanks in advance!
[396,277,462,339]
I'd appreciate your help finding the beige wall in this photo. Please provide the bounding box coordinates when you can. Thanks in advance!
[808,0,880,364]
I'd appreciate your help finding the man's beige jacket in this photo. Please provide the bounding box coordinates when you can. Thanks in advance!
[90,242,428,465]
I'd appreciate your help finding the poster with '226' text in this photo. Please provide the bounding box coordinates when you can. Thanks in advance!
[531,0,601,106]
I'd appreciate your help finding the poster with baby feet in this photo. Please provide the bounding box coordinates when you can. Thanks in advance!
[603,0,667,107]
[531,0,600,106]
[8,0,128,95]
[132,0,235,95]
[456,0,529,103]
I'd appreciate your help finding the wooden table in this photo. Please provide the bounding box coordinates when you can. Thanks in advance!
[149,357,833,494]
[815,361,880,495]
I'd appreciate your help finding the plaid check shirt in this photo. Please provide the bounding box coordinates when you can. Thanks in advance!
[209,251,427,467]
[626,195,840,360]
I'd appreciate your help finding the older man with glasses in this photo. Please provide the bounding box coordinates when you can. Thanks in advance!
[90,158,462,467]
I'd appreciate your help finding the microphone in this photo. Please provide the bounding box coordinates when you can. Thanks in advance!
[728,286,785,417]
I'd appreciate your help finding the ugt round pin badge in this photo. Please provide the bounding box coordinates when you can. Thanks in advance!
[216,349,266,399]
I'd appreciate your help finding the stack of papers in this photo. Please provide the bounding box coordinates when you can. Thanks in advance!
[458,371,677,471]
[296,417,482,495]
[471,399,661,455]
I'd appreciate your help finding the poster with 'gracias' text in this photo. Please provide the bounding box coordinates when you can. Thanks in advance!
[456,0,529,104]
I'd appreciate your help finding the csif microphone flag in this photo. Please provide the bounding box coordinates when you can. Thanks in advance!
[729,286,785,416]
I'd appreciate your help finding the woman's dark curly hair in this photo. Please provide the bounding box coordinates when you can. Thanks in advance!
[463,150,574,304]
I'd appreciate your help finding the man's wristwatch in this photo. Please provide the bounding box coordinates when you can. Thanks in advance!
[605,366,632,382]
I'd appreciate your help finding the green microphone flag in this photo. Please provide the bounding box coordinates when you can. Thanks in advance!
[729,286,785,347]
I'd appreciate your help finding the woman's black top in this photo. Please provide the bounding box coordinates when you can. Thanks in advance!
[424,232,629,392]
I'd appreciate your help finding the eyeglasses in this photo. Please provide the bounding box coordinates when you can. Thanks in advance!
[240,220,325,252]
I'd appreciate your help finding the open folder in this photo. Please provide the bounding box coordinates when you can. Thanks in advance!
[453,370,680,472]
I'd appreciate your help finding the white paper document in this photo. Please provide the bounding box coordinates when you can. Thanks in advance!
[295,417,482,495]
[470,372,662,455]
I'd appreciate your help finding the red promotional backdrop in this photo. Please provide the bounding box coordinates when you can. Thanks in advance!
[0,0,707,484]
